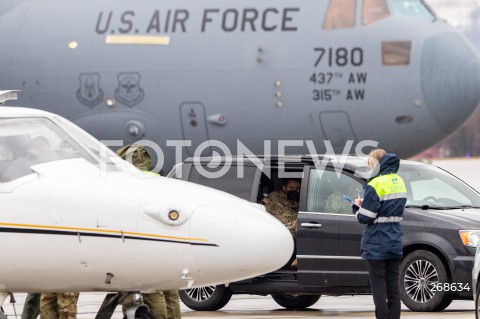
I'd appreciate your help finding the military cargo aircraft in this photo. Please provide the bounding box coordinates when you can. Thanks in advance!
[0,0,479,171]
[0,91,294,318]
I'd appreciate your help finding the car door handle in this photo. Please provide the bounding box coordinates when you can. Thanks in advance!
[301,222,322,228]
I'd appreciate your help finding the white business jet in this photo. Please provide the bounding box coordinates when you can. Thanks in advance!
[0,91,293,318]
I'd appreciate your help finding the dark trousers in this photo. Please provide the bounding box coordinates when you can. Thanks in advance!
[368,259,401,319]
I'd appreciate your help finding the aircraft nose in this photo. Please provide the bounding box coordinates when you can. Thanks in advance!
[189,203,294,286]
[421,33,480,134]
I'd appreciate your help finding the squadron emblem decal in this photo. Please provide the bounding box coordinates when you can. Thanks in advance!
[76,73,104,108]
[115,72,145,108]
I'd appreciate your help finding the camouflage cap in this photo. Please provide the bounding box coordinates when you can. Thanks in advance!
[116,144,152,171]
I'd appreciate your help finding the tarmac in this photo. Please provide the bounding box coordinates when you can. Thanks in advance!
[1,293,475,318]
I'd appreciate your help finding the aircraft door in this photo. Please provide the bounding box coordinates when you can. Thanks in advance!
[180,103,211,156]
[319,111,356,148]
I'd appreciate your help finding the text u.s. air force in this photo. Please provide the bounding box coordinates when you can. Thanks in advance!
[95,8,300,34]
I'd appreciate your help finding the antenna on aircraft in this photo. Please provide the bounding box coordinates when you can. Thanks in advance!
[0,90,19,104]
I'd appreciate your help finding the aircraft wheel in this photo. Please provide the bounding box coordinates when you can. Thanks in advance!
[400,250,453,312]
[179,285,232,311]
[271,294,321,309]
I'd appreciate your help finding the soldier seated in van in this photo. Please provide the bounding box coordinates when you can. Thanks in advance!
[261,178,300,268]
[261,178,300,236]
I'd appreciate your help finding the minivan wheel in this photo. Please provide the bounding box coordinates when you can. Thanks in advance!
[271,294,321,309]
[400,250,453,312]
[179,285,232,311]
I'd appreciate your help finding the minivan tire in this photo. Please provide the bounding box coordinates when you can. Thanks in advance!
[400,250,453,312]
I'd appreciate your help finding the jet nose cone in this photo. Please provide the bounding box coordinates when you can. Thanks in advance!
[189,203,294,286]
[421,33,480,134]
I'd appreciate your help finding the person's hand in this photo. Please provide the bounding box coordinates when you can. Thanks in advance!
[355,198,362,206]
[260,197,269,205]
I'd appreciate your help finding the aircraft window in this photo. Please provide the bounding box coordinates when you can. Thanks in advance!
[307,169,363,214]
[382,41,412,65]
[0,118,97,182]
[323,0,356,30]
[362,0,390,26]
[387,0,433,20]
[55,116,120,171]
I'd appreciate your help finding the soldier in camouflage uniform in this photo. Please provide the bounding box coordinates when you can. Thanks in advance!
[262,179,300,237]
[39,292,79,319]
[117,144,181,319]
[262,179,300,268]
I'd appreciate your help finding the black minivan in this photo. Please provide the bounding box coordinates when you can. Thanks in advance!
[168,155,480,312]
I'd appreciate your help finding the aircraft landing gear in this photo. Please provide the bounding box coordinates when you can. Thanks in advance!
[95,292,154,319]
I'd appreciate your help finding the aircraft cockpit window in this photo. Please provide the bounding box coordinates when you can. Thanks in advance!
[0,118,97,182]
[323,0,356,30]
[55,116,121,171]
[382,41,412,65]
[362,0,434,26]
[362,0,390,26]
[387,0,434,20]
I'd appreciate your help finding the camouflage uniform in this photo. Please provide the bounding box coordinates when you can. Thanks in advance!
[264,191,299,237]
[22,292,40,319]
[116,144,152,171]
[40,292,79,319]
[324,191,352,214]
